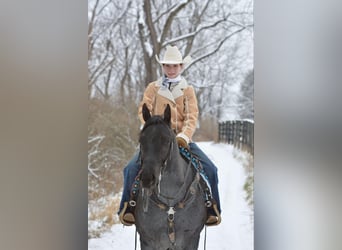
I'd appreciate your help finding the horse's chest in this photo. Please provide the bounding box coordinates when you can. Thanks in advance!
[135,194,206,234]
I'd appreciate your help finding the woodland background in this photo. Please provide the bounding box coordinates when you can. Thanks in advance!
[88,0,253,237]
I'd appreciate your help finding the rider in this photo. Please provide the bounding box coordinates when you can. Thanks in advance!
[118,45,221,226]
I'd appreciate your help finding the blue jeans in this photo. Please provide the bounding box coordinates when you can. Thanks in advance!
[118,142,221,213]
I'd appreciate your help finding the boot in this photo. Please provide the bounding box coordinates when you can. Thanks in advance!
[205,215,219,225]
[205,204,221,226]
[123,212,135,225]
[119,202,135,226]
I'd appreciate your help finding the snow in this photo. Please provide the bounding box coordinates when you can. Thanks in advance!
[89,142,253,250]
[137,1,145,25]
[144,41,153,57]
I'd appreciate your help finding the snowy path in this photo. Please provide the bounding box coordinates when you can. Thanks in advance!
[89,142,253,250]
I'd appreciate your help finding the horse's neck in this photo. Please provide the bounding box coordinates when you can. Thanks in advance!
[164,156,187,184]
[158,147,192,200]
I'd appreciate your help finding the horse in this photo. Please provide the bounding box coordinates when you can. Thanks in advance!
[134,103,207,250]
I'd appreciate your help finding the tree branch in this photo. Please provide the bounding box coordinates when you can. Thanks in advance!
[160,0,192,45]
[88,0,100,59]
[184,27,246,72]
[143,0,159,53]
[153,3,178,24]
[162,15,229,47]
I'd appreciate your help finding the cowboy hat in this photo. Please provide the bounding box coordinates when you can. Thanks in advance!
[155,45,192,66]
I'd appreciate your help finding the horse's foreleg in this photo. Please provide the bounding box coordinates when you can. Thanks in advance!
[182,235,201,250]
[140,238,155,250]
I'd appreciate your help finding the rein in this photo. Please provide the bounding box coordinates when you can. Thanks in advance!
[157,140,174,196]
[156,155,193,206]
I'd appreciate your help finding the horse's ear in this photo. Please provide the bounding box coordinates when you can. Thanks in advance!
[164,104,171,125]
[142,103,151,122]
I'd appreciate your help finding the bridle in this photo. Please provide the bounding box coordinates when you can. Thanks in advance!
[156,140,173,195]
[139,120,175,182]
[139,139,175,195]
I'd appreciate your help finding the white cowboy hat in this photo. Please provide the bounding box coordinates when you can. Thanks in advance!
[155,45,192,66]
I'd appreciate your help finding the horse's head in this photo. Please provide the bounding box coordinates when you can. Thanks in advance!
[139,103,174,189]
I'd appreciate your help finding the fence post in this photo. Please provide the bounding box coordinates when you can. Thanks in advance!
[217,120,254,155]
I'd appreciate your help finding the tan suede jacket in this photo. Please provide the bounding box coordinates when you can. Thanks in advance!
[138,77,198,143]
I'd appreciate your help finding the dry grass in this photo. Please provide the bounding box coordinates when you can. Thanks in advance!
[233,148,254,208]
[88,98,138,238]
[88,193,122,238]
[193,115,218,142]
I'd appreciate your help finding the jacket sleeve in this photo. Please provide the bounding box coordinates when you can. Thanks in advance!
[138,82,157,125]
[177,86,199,143]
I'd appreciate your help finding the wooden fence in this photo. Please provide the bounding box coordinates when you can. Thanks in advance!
[218,120,254,155]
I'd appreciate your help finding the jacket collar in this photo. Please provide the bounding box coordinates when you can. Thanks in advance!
[156,77,188,103]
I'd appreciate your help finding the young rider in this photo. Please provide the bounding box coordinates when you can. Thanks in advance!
[118,45,221,226]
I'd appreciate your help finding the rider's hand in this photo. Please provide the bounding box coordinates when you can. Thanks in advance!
[176,134,189,149]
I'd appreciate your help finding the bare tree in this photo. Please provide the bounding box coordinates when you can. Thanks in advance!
[88,0,253,115]
[88,0,134,100]
[237,69,254,120]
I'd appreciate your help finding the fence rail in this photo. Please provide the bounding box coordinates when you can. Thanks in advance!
[218,120,254,155]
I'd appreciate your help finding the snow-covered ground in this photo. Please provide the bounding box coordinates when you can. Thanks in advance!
[89,142,253,250]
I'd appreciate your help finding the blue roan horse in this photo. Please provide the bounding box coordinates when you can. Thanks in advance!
[135,103,206,250]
